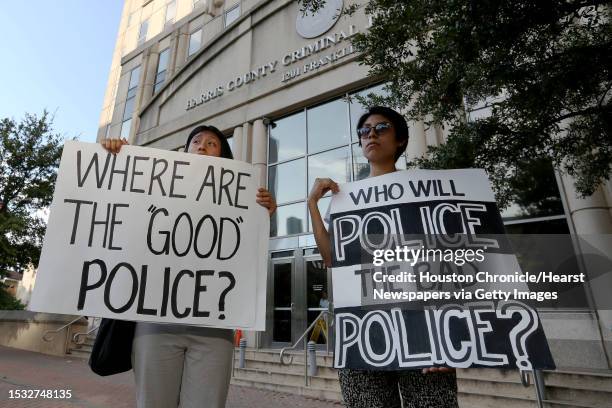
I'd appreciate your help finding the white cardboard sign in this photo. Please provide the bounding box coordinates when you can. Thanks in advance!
[29,141,268,330]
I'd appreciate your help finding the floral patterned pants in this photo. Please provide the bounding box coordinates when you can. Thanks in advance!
[338,369,458,408]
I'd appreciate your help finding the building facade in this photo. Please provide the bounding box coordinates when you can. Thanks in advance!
[98,0,612,401]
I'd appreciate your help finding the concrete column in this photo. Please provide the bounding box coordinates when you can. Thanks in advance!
[251,119,268,188]
[434,124,448,144]
[167,30,180,78]
[242,119,267,349]
[604,179,612,220]
[424,118,439,148]
[561,174,612,235]
[560,173,612,367]
[175,26,190,68]
[209,0,225,16]
[232,125,244,161]
[406,119,427,161]
[129,49,156,144]
[241,122,253,163]
[140,47,159,108]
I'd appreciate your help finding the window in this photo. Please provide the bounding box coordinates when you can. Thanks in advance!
[188,28,202,57]
[224,4,240,27]
[154,48,170,93]
[164,0,176,27]
[307,99,350,153]
[269,111,306,163]
[126,66,140,99]
[268,84,399,237]
[127,11,137,27]
[138,19,149,45]
[193,0,203,8]
[121,66,140,139]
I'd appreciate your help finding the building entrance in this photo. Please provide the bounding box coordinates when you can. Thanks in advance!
[265,248,331,349]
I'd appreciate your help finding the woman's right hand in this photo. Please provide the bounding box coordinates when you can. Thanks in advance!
[308,178,339,204]
[100,137,129,154]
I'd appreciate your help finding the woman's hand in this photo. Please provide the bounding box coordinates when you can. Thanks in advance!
[422,367,455,374]
[100,137,129,154]
[308,178,339,204]
[256,188,277,215]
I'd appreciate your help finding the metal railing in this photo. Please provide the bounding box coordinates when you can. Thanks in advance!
[520,369,546,408]
[41,316,84,343]
[279,310,332,386]
[42,315,88,355]
[73,319,101,345]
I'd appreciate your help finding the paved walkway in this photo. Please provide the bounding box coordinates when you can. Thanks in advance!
[0,346,342,408]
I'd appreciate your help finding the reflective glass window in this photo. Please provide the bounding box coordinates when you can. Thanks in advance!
[307,99,349,153]
[271,202,306,237]
[188,28,202,57]
[154,48,170,93]
[268,158,305,204]
[138,19,148,45]
[165,1,176,26]
[308,146,350,193]
[120,118,132,139]
[269,111,306,163]
[123,97,135,121]
[127,66,141,99]
[308,195,332,232]
[225,4,240,27]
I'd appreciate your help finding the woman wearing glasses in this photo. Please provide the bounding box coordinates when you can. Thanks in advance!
[308,106,458,408]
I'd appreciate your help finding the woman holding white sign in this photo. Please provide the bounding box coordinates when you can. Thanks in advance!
[308,106,458,408]
[101,125,276,408]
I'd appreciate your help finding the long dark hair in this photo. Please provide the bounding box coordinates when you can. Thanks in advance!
[184,125,233,159]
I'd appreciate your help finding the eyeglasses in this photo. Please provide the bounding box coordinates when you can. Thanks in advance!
[357,122,393,139]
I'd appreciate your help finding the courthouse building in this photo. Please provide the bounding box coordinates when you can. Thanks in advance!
[97,0,612,405]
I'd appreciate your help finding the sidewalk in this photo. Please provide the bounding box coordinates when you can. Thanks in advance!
[0,346,343,408]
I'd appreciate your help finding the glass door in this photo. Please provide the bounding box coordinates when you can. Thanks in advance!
[264,249,332,349]
[303,250,332,349]
[268,257,295,347]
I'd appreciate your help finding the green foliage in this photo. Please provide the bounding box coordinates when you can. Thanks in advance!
[300,0,611,207]
[0,112,63,275]
[0,283,25,310]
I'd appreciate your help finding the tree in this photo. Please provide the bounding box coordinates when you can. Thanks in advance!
[0,112,63,276]
[0,282,25,310]
[300,0,611,207]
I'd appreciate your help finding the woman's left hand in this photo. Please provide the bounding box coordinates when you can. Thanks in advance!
[256,188,277,216]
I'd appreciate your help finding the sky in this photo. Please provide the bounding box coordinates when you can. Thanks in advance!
[0,1,124,143]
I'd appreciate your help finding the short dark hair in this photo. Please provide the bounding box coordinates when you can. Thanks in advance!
[357,106,409,161]
[185,125,233,159]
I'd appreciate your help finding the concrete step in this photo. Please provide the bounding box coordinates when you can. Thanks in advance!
[233,357,338,379]
[233,367,340,391]
[458,392,603,408]
[67,347,92,360]
[230,376,343,402]
[456,368,612,408]
[82,336,96,347]
[544,370,612,393]
[458,393,537,408]
[237,348,334,367]
[458,377,536,401]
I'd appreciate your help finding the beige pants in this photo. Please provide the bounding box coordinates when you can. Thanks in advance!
[132,322,234,408]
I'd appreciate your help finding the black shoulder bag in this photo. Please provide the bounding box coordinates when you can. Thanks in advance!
[88,319,136,376]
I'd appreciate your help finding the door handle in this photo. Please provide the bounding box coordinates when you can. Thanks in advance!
[290,302,295,312]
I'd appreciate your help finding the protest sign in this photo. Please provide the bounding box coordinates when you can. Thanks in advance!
[29,141,268,330]
[329,169,555,370]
